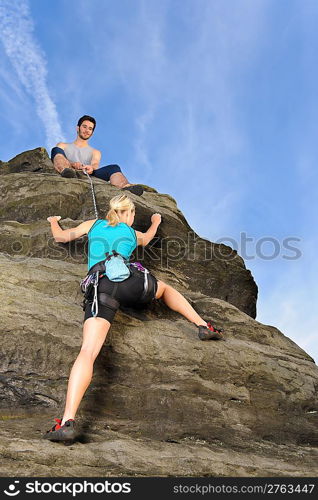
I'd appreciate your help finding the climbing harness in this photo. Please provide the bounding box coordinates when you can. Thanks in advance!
[129,262,150,301]
[80,258,154,317]
[91,271,100,317]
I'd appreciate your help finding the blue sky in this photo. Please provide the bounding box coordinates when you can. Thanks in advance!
[0,0,317,362]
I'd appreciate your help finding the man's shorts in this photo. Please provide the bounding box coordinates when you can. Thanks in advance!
[84,271,158,324]
[50,147,122,181]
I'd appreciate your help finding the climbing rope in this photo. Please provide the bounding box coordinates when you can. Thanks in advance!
[83,170,99,219]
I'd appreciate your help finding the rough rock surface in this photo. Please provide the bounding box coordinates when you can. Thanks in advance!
[0,148,317,477]
[0,149,257,317]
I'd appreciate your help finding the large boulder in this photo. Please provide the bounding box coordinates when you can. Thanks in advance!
[0,147,53,175]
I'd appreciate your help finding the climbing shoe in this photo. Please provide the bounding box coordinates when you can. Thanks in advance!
[43,418,76,442]
[122,185,144,196]
[61,167,77,178]
[198,322,224,341]
[75,170,86,178]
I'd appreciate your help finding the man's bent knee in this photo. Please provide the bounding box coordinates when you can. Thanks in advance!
[91,164,122,182]
[51,147,67,162]
[109,172,128,188]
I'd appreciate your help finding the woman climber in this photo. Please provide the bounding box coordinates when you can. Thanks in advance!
[44,194,223,442]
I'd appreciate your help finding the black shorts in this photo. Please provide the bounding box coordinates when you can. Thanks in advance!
[84,270,158,324]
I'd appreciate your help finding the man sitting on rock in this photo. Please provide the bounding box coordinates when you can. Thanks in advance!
[51,115,143,196]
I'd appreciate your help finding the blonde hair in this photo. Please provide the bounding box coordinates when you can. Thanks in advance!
[106,194,135,227]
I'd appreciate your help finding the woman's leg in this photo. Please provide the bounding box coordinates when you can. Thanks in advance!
[61,317,110,425]
[155,280,207,327]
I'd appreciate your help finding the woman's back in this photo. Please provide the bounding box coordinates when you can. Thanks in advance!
[88,219,137,270]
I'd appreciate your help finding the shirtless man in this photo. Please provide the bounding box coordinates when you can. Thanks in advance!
[51,115,143,196]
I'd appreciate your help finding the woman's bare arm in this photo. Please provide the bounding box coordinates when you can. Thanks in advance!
[135,214,161,247]
[47,216,96,243]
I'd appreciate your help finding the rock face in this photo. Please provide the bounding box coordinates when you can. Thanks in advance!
[0,148,317,477]
[0,149,257,317]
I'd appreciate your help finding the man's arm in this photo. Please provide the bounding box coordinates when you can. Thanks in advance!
[47,217,96,243]
[91,149,101,170]
[81,149,101,174]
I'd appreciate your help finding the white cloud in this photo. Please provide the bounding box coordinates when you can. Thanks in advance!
[0,0,64,149]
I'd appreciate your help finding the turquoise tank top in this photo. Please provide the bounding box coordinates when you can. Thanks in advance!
[87,219,137,270]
